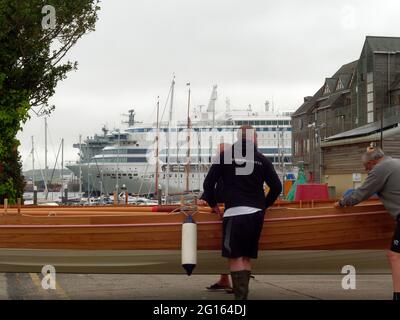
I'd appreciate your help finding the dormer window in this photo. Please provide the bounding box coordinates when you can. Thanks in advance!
[323,85,330,95]
[336,79,344,91]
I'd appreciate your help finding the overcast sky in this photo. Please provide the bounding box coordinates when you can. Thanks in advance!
[18,0,400,171]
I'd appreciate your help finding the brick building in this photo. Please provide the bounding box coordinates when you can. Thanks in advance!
[292,36,400,195]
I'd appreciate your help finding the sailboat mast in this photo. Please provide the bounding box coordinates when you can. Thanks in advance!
[61,138,64,198]
[165,77,175,203]
[44,117,48,198]
[197,129,201,191]
[185,83,191,192]
[116,129,120,201]
[208,85,217,164]
[31,136,35,190]
[79,134,82,200]
[277,120,280,170]
[176,126,180,190]
[155,97,160,196]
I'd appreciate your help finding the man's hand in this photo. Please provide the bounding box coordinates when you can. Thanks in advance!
[334,201,343,208]
[212,205,223,218]
[197,199,208,206]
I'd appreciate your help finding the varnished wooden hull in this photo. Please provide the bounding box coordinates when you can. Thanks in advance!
[0,201,395,250]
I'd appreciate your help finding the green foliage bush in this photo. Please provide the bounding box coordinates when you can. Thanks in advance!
[0,0,100,204]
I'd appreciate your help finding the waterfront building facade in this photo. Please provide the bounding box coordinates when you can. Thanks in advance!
[292,36,400,195]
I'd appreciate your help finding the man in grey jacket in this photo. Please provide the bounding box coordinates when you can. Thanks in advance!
[335,147,400,300]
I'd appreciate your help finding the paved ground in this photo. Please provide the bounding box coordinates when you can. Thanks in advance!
[0,273,393,300]
[0,250,394,300]
[0,250,391,274]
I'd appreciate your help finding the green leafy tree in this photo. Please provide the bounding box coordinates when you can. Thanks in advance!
[0,0,100,204]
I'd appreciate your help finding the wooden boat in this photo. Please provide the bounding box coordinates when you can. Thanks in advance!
[0,200,395,250]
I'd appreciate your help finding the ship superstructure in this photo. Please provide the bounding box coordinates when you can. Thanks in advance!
[66,86,293,197]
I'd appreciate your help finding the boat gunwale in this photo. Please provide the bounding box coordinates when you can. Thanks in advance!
[0,210,391,229]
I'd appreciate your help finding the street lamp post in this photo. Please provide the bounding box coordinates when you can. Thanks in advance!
[308,122,326,183]
[116,129,121,204]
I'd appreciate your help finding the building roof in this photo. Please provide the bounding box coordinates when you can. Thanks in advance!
[318,92,343,109]
[324,114,400,142]
[338,74,352,89]
[292,86,324,117]
[293,37,400,119]
[333,60,358,76]
[366,36,400,52]
[324,78,338,95]
[293,60,357,117]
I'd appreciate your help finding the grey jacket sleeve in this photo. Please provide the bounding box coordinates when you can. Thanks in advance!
[339,169,386,207]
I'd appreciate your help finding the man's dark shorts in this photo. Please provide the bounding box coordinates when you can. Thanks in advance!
[390,215,400,253]
[222,210,265,259]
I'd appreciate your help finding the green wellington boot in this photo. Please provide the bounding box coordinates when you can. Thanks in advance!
[230,270,251,300]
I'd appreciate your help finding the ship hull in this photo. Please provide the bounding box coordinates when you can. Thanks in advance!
[66,163,206,195]
[66,163,154,195]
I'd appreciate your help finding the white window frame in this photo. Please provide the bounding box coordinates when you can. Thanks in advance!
[366,72,374,124]
[337,79,344,90]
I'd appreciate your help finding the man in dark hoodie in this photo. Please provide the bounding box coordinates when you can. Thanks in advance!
[202,125,282,300]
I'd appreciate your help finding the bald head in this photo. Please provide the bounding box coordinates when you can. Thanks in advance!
[218,142,231,154]
[362,147,385,162]
[237,125,257,143]
[362,146,385,171]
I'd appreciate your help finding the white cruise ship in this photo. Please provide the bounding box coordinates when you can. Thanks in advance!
[66,85,293,198]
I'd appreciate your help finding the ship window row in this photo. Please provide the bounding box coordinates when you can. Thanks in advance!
[102,149,147,155]
[235,120,291,126]
[108,134,128,140]
[93,157,148,163]
[160,156,292,163]
[259,148,291,154]
[93,152,292,164]
[158,148,291,155]
[128,127,292,133]
[211,127,292,132]
[97,165,294,181]
[157,173,208,179]
[97,173,139,178]
[160,156,212,163]
[95,158,291,180]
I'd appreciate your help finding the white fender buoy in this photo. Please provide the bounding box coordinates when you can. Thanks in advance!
[181,215,197,276]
